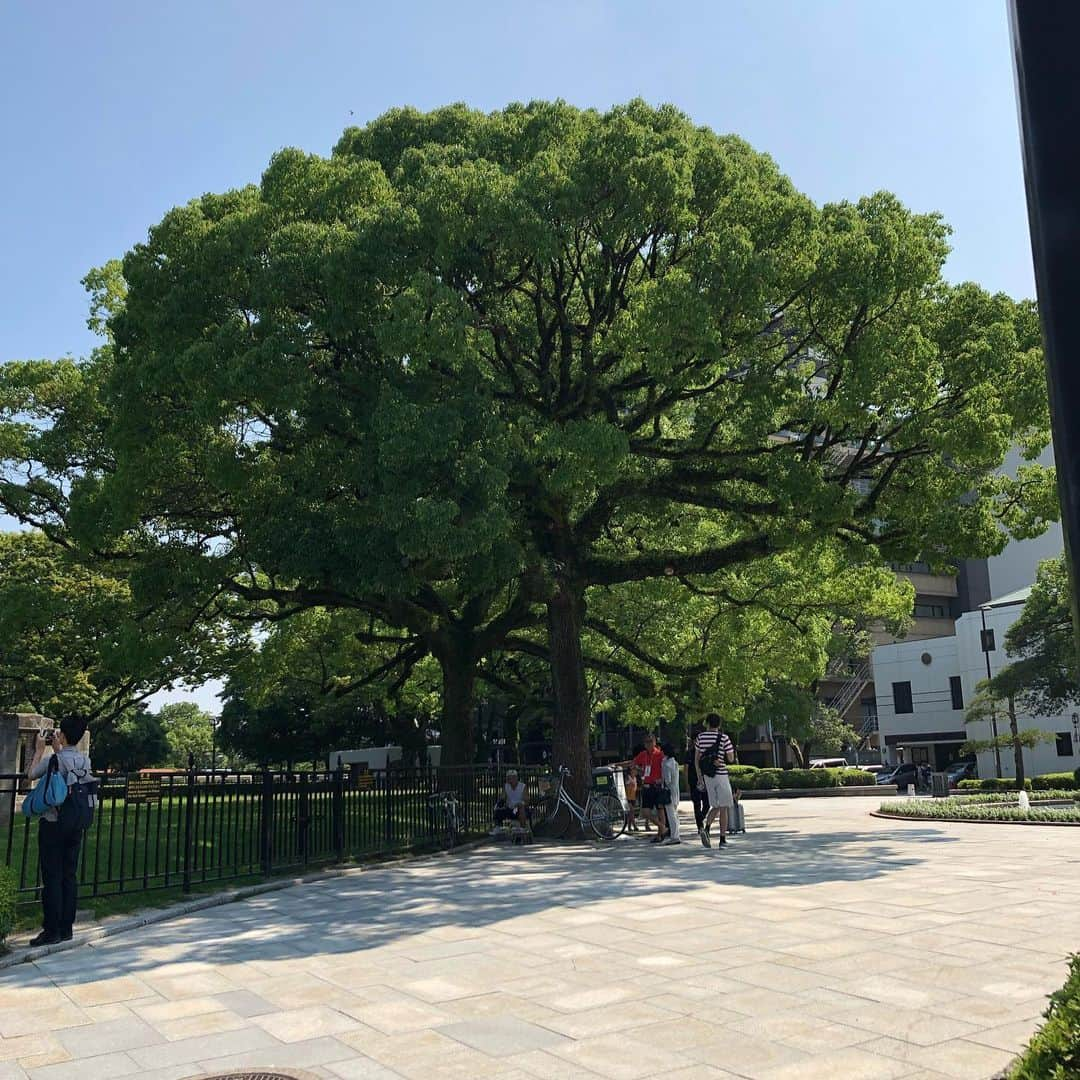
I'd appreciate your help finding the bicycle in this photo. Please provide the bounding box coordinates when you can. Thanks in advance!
[536,766,627,841]
[428,790,462,849]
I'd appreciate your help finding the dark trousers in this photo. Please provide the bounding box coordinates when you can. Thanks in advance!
[690,784,711,832]
[39,819,81,933]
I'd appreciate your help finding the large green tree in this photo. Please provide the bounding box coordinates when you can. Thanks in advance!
[0,530,230,726]
[3,102,1056,791]
[1001,554,1080,715]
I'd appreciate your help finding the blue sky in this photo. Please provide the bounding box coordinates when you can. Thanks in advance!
[1,1,1035,710]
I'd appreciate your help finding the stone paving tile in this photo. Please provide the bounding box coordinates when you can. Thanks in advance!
[55,1016,162,1058]
[859,1034,1019,1078]
[325,1057,405,1080]
[438,1017,570,1055]
[26,1052,141,1080]
[197,1036,357,1072]
[157,1008,249,1040]
[757,1046,913,1079]
[252,1005,366,1043]
[128,1027,279,1068]
[0,1037,66,1066]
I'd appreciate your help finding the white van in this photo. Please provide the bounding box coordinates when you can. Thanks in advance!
[808,758,848,769]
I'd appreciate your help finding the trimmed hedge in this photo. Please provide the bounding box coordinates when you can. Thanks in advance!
[0,866,15,947]
[1033,772,1079,791]
[1010,952,1080,1078]
[726,765,875,791]
[958,778,1033,792]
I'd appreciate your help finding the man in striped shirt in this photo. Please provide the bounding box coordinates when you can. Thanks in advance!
[694,713,736,848]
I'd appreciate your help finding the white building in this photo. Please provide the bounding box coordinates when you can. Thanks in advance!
[872,587,1080,779]
[986,446,1063,600]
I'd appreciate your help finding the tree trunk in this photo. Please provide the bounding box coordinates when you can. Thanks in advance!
[1008,696,1025,790]
[436,650,478,768]
[547,576,592,801]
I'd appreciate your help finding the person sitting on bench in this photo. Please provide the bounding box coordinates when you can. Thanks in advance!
[495,770,529,828]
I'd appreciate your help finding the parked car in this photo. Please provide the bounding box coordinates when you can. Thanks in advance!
[947,761,977,786]
[877,762,919,788]
[809,758,849,769]
[861,764,888,775]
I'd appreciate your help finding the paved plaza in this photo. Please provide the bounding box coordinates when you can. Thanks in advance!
[2,799,1078,1080]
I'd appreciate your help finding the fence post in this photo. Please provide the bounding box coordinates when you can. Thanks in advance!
[384,766,393,849]
[297,771,310,864]
[182,752,195,894]
[332,755,345,863]
[259,767,274,876]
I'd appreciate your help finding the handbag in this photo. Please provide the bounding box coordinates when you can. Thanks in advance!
[653,783,672,807]
[21,755,70,818]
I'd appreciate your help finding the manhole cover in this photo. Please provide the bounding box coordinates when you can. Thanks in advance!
[201,1073,320,1080]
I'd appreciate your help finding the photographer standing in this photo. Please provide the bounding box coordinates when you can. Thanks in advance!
[26,715,92,947]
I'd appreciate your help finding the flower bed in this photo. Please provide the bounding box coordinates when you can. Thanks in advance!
[876,797,1080,824]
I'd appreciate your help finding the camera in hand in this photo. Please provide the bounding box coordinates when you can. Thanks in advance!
[40,727,54,745]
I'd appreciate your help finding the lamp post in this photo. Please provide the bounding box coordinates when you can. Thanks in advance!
[210,714,220,775]
[1073,713,1079,759]
[979,606,1003,779]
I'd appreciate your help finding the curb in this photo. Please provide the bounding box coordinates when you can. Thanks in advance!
[870,810,1080,826]
[739,786,897,799]
[1,837,490,970]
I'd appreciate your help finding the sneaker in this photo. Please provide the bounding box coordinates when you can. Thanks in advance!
[699,828,711,849]
[661,837,681,845]
[718,835,727,847]
[29,930,61,948]
[650,835,665,844]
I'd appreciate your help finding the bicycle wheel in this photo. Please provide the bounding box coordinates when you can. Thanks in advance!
[588,792,627,841]
[534,776,562,825]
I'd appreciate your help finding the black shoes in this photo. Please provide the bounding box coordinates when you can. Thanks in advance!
[29,930,61,947]
[60,928,73,941]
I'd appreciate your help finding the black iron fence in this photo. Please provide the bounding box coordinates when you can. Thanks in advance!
[1,763,545,905]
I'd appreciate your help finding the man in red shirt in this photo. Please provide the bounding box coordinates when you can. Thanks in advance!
[628,734,664,836]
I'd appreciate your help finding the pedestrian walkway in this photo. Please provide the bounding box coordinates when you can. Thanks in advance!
[3,799,1078,1079]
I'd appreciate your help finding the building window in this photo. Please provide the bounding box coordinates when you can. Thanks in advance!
[981,628,996,652]
[914,603,947,618]
[890,561,932,574]
[1056,732,1074,757]
[949,676,964,711]
[892,681,913,714]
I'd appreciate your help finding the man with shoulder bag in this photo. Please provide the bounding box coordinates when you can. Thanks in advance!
[694,713,736,849]
[24,715,97,946]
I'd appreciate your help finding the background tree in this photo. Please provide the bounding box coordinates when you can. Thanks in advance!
[1001,554,1080,715]
[90,707,170,773]
[963,678,1054,789]
[157,701,215,768]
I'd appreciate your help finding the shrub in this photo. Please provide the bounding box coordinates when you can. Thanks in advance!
[957,778,1033,792]
[0,866,15,946]
[777,768,837,789]
[1010,953,1080,1078]
[839,769,875,786]
[1033,772,1079,791]
[727,765,759,786]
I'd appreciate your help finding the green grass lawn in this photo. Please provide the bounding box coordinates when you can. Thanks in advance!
[5,776,493,907]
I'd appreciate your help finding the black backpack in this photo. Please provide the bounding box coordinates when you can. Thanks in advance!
[699,734,723,778]
[57,762,99,834]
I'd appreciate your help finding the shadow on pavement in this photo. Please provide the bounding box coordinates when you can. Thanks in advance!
[18,814,951,987]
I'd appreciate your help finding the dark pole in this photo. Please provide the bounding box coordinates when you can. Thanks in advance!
[980,607,1004,778]
[1009,2,1080,668]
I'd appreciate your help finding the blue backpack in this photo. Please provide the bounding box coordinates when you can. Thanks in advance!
[21,756,69,818]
